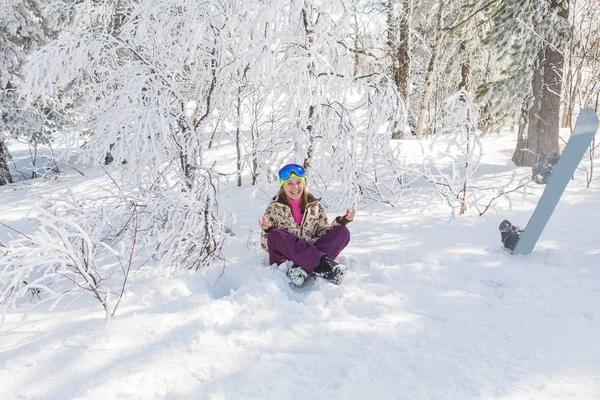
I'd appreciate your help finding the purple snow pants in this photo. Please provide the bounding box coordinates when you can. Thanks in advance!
[266,225,350,273]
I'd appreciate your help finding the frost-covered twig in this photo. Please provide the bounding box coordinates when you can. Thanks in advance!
[0,190,151,323]
[422,90,482,217]
[473,173,533,216]
[0,220,33,240]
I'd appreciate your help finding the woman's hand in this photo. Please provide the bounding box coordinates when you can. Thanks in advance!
[345,209,356,222]
[258,216,273,231]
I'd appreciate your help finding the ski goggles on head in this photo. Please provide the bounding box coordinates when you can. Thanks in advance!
[278,163,306,186]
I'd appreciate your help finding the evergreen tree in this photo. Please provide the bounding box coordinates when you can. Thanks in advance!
[470,0,572,166]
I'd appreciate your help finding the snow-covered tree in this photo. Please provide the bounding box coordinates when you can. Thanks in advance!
[424,89,482,217]
[0,0,59,184]
[246,0,406,206]
[0,196,141,322]
[21,0,252,269]
[562,0,600,127]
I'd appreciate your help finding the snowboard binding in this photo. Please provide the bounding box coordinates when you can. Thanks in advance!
[532,152,560,185]
[499,220,523,251]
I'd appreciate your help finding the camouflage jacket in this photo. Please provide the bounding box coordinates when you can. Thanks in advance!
[260,193,343,252]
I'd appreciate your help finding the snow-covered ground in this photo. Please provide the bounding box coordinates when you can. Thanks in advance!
[1,134,600,399]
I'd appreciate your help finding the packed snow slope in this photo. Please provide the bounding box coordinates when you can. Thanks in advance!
[1,135,599,400]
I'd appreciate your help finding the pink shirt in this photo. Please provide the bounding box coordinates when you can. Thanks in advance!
[287,197,303,225]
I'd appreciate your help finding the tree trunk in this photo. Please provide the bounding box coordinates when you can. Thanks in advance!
[388,0,412,139]
[459,93,472,216]
[516,0,568,167]
[512,103,529,165]
[0,140,13,186]
[561,0,578,130]
[458,41,470,91]
[416,3,444,140]
[565,67,582,130]
[561,67,572,128]
[516,46,545,165]
[208,118,220,149]
[478,51,493,130]
[236,93,243,187]
[304,105,315,172]
[302,7,316,173]
[353,11,360,76]
[250,116,258,186]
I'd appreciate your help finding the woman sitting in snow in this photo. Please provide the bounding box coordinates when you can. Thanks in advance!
[258,163,355,287]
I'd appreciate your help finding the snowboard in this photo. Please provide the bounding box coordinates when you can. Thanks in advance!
[500,108,599,255]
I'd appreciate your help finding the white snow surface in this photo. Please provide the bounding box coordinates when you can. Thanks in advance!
[1,136,600,400]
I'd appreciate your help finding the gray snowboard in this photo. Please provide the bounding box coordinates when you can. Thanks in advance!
[511,108,598,255]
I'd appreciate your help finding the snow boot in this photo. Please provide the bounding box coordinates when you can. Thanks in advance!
[314,256,347,285]
[287,265,309,287]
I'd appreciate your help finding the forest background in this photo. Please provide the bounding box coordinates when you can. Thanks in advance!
[0,0,599,319]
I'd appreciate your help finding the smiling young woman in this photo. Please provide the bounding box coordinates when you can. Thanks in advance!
[258,163,356,287]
